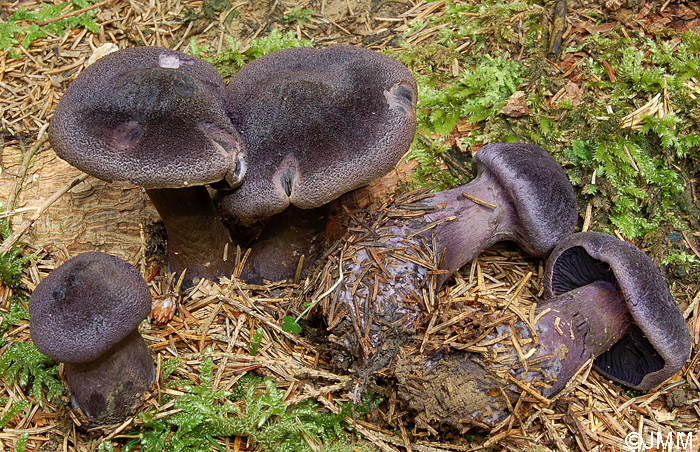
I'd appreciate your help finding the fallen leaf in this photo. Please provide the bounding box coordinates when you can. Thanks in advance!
[677,4,698,20]
[500,91,532,118]
[566,81,584,106]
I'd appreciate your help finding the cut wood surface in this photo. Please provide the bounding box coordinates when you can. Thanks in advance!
[1,146,159,261]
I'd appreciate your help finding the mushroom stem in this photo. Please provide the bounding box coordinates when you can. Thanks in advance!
[322,175,554,372]
[512,280,631,396]
[146,187,234,280]
[65,330,155,425]
[544,232,691,390]
[237,205,329,283]
[323,175,516,369]
[314,143,577,388]
[396,280,631,429]
[420,169,519,286]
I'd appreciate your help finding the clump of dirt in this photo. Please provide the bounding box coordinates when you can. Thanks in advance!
[394,351,515,430]
[304,189,442,385]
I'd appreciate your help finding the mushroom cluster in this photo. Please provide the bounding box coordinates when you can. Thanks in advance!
[38,43,417,425]
[38,43,691,432]
[48,45,417,284]
[306,144,691,429]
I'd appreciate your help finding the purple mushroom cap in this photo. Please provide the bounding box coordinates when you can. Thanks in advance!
[49,46,245,189]
[470,142,578,257]
[544,231,691,390]
[48,47,247,280]
[30,252,151,363]
[219,45,417,221]
[418,142,578,286]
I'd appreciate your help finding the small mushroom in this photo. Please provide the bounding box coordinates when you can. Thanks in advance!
[543,231,691,390]
[313,143,577,383]
[48,46,246,280]
[29,252,154,425]
[218,45,417,282]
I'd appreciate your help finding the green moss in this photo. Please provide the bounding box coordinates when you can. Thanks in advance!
[249,327,264,355]
[0,341,63,406]
[405,53,524,190]
[280,8,313,26]
[0,399,28,429]
[104,353,375,452]
[0,0,100,58]
[194,1,700,241]
[204,29,313,79]
[0,200,39,290]
[396,0,700,240]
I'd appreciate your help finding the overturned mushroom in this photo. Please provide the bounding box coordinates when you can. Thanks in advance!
[309,143,577,383]
[395,232,690,429]
[48,46,246,280]
[395,280,627,429]
[544,231,691,390]
[218,45,417,282]
[29,252,154,425]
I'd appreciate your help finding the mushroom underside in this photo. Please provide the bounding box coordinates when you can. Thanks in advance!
[594,325,664,387]
[544,232,691,391]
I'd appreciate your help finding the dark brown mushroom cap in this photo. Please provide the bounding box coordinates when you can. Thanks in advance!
[218,45,417,220]
[471,142,578,257]
[544,232,691,390]
[29,252,152,364]
[48,46,245,189]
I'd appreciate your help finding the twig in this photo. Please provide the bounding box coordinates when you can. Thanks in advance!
[7,138,47,212]
[461,192,497,209]
[317,396,399,452]
[505,373,552,404]
[0,173,90,256]
[294,249,344,324]
[220,292,317,351]
[547,0,567,59]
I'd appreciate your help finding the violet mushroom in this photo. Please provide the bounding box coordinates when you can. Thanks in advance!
[394,232,690,430]
[543,231,691,390]
[312,143,577,379]
[394,281,629,429]
[48,46,246,280]
[218,45,417,282]
[29,252,154,425]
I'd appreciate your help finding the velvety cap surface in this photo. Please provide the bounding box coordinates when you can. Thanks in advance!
[544,232,691,390]
[219,45,417,220]
[49,46,245,189]
[30,252,152,363]
[472,143,578,257]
